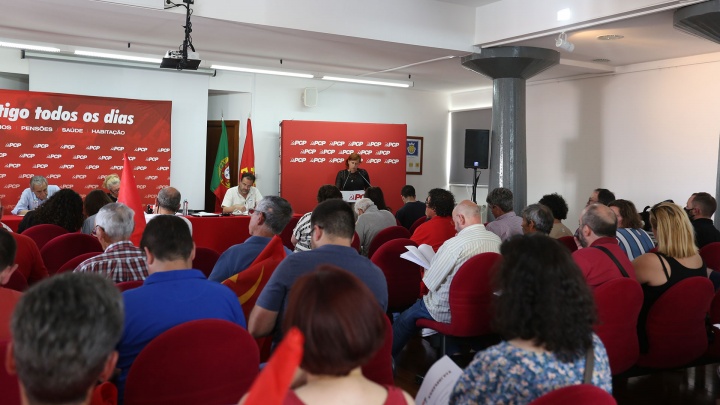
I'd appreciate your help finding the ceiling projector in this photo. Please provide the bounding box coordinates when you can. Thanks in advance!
[160,50,201,70]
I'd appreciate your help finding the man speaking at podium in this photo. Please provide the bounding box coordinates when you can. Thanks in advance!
[335,153,371,192]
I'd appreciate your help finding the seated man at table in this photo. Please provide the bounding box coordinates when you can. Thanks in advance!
[74,203,149,283]
[11,175,61,215]
[222,172,263,214]
[209,195,293,282]
[145,186,192,234]
[411,188,457,251]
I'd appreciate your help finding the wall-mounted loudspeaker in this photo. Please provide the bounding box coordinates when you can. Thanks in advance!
[464,129,490,169]
[303,87,318,107]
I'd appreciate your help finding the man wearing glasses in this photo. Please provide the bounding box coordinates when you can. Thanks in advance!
[11,175,60,215]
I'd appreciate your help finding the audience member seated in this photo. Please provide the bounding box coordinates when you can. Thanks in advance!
[392,200,501,357]
[74,203,149,282]
[685,192,720,248]
[81,189,113,235]
[280,266,414,405]
[587,188,616,206]
[291,185,342,252]
[17,188,83,234]
[395,185,426,230]
[209,196,293,282]
[486,187,523,241]
[249,199,388,343]
[11,175,61,215]
[633,202,711,353]
[0,200,48,284]
[450,235,612,404]
[521,204,553,235]
[573,204,636,289]
[0,229,21,341]
[7,273,123,405]
[365,186,392,212]
[116,215,246,402]
[102,173,121,202]
[144,186,193,234]
[608,199,655,260]
[539,193,574,238]
[410,188,456,251]
[222,172,263,214]
[355,198,396,256]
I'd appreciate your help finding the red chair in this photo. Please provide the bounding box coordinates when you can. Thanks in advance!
[4,270,28,293]
[192,247,221,279]
[279,215,300,250]
[703,287,720,357]
[367,226,411,259]
[124,319,260,405]
[56,252,102,274]
[91,382,118,405]
[416,252,502,356]
[700,242,720,272]
[409,216,427,235]
[361,315,394,386]
[371,238,421,314]
[593,278,642,375]
[351,231,361,253]
[636,277,714,368]
[116,280,144,292]
[20,224,68,250]
[558,236,578,252]
[529,384,616,405]
[40,233,103,275]
[0,340,21,405]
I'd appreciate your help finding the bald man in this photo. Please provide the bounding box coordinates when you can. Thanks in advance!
[572,203,636,289]
[392,200,501,357]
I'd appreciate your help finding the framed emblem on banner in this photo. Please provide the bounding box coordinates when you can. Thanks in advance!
[406,136,423,175]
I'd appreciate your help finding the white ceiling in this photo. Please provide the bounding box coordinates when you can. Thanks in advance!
[1,0,719,93]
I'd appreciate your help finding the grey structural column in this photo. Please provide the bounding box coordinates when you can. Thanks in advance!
[461,47,559,215]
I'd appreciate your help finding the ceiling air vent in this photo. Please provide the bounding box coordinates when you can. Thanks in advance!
[674,0,720,45]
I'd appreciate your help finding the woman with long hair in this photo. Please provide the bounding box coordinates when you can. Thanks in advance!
[81,189,113,234]
[18,188,84,233]
[451,235,612,404]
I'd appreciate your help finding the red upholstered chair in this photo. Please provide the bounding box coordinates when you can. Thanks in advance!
[90,382,118,405]
[4,270,28,293]
[703,288,720,357]
[192,247,220,279]
[529,384,616,405]
[351,231,361,253]
[558,236,578,252]
[367,226,411,259]
[116,280,144,292]
[0,340,21,405]
[371,238,421,314]
[280,215,300,250]
[700,242,720,272]
[124,319,260,405]
[40,233,103,275]
[56,252,102,274]
[20,223,68,250]
[409,216,427,235]
[636,277,714,368]
[415,252,502,356]
[593,278,643,375]
[361,315,394,386]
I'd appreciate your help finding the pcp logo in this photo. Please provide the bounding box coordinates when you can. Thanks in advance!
[357,150,372,155]
[0,174,5,179]
[144,194,158,199]
[329,141,345,146]
[134,166,147,171]
[127,156,136,161]
[146,157,159,162]
[86,145,100,150]
[46,174,61,179]
[145,175,158,180]
[310,140,326,146]
[110,146,125,151]
[5,143,21,148]
[319,149,336,154]
[18,174,34,179]
[60,144,76,149]
[98,156,112,160]
[59,164,75,169]
[156,185,165,190]
[61,184,74,189]
[18,154,35,158]
[33,144,49,149]
[73,155,88,160]
[4,164,20,168]
[0,153,6,158]
[72,174,87,179]
[109,166,123,170]
[309,158,326,163]
[157,148,170,153]
[366,159,381,164]
[3,184,20,189]
[32,164,48,169]
[289,158,306,163]
[46,154,62,159]
[85,165,100,170]
[339,150,355,155]
[348,193,364,201]
[376,150,391,155]
[136,185,147,189]
[299,149,316,155]
[134,147,147,152]
[84,184,99,189]
[157,167,170,171]
[290,140,307,146]
[385,142,400,147]
[367,142,382,147]
[329,158,345,163]
[348,141,364,147]
[384,159,400,164]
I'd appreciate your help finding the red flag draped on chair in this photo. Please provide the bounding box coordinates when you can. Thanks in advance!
[117,153,146,246]
[239,118,255,178]
[243,327,304,405]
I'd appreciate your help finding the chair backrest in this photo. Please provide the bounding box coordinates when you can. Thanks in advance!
[40,233,103,275]
[90,381,118,405]
[446,252,502,337]
[279,215,300,250]
[116,280,144,292]
[700,242,720,272]
[57,252,102,275]
[593,278,643,375]
[192,247,221,279]
[0,340,21,405]
[4,271,28,293]
[409,216,427,235]
[558,236,578,252]
[529,384,616,405]
[351,231,361,253]
[20,224,68,250]
[124,319,260,405]
[638,277,714,368]
[371,238,421,312]
[361,315,394,386]
[367,226,411,259]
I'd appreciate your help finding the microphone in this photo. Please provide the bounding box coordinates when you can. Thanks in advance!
[342,170,351,190]
[358,170,371,187]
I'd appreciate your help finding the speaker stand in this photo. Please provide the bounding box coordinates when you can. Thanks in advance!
[471,168,481,204]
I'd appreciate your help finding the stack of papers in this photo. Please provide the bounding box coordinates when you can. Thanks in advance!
[400,244,435,270]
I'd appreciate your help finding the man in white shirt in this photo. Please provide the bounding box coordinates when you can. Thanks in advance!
[222,172,263,214]
[11,176,61,215]
[391,200,501,357]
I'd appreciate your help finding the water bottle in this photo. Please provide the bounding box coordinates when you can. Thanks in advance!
[182,200,189,216]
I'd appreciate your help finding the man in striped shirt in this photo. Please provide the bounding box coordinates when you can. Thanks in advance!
[392,200,502,357]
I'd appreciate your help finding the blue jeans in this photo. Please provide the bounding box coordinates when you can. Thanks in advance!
[392,299,433,357]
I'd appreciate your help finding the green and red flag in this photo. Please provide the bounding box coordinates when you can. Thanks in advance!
[210,120,231,212]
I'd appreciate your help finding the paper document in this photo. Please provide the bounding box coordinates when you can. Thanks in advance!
[400,244,435,269]
[415,355,463,405]
[191,212,221,217]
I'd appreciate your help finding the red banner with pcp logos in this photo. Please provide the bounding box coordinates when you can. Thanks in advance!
[280,121,406,215]
[0,89,171,214]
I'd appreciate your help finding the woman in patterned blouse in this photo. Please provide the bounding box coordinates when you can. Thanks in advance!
[450,234,612,405]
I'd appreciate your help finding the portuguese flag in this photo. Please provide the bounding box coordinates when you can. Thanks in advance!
[210,120,230,212]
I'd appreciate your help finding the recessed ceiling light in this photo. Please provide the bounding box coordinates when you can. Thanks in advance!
[592,58,611,63]
[597,34,624,40]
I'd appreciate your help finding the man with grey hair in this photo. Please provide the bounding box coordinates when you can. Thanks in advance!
[209,195,293,282]
[521,204,554,235]
[486,187,523,241]
[145,186,193,234]
[354,197,396,256]
[74,203,149,282]
[7,273,124,405]
[11,175,61,215]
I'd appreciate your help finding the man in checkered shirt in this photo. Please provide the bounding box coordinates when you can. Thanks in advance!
[74,203,148,283]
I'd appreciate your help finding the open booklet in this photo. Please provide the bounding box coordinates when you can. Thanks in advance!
[400,244,435,270]
[415,355,463,405]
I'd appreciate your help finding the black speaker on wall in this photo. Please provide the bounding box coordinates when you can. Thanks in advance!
[464,129,490,169]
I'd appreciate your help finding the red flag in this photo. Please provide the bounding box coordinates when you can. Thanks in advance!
[239,118,255,179]
[117,153,146,246]
[243,327,304,405]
